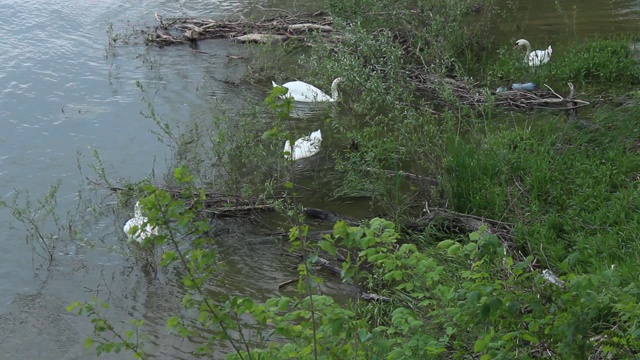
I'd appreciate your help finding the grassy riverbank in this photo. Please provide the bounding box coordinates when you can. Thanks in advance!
[69,0,640,358]
[239,0,640,357]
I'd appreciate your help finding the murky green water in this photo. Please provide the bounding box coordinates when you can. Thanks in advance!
[480,0,640,55]
[0,0,638,358]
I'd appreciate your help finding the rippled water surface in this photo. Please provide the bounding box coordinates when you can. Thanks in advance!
[0,0,638,359]
[0,0,314,358]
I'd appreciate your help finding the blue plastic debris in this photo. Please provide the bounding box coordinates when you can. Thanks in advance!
[510,82,538,91]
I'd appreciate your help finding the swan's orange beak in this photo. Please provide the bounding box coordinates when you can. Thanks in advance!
[513,44,519,49]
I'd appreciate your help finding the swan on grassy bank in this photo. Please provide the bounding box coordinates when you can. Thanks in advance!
[123,201,158,244]
[284,129,322,160]
[272,78,343,102]
[514,39,552,66]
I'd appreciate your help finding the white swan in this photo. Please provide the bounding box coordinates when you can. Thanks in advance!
[514,39,552,66]
[284,129,322,160]
[272,78,343,102]
[123,201,158,244]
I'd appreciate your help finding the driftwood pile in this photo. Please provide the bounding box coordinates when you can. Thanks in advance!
[412,72,590,113]
[146,11,335,46]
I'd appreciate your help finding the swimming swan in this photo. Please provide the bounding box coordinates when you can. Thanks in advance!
[272,78,343,102]
[123,201,158,244]
[284,129,322,160]
[514,39,552,66]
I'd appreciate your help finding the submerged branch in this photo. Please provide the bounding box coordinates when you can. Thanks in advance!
[102,181,276,217]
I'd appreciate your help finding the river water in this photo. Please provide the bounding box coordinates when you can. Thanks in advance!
[0,0,638,359]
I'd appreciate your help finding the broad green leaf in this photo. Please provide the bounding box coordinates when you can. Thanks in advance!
[437,239,455,249]
[521,333,539,344]
[447,243,462,255]
[84,337,95,350]
[473,338,488,352]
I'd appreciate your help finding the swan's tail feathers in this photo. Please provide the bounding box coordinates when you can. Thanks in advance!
[272,81,279,88]
[547,45,553,55]
[310,129,322,140]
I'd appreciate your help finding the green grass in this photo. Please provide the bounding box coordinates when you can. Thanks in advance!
[552,39,640,84]
[443,106,640,282]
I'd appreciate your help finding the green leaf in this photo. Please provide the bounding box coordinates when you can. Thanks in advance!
[277,297,291,311]
[488,297,503,313]
[505,256,514,268]
[506,301,520,315]
[480,303,491,319]
[330,318,344,335]
[84,337,95,350]
[318,239,336,255]
[465,242,478,252]
[447,243,462,255]
[521,333,539,344]
[66,301,81,313]
[357,328,372,343]
[437,240,455,249]
[397,243,417,255]
[262,127,280,139]
[466,291,481,305]
[473,338,488,352]
[384,270,403,281]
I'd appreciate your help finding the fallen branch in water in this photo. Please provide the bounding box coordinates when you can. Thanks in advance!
[277,278,298,290]
[314,257,343,276]
[97,179,277,218]
[203,204,274,216]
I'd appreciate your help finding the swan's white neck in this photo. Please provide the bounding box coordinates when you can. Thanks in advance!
[521,40,532,62]
[331,77,343,102]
